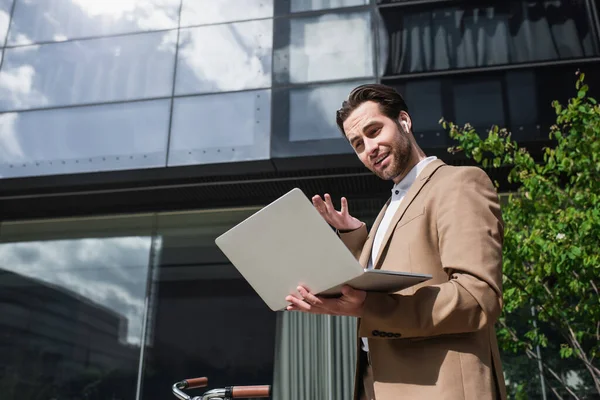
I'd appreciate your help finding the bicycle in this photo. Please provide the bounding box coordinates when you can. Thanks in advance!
[172,376,271,400]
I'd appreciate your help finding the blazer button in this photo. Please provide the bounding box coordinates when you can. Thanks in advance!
[372,330,380,336]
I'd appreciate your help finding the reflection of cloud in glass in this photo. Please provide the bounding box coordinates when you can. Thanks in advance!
[0,62,49,109]
[176,20,272,94]
[8,0,179,44]
[289,81,371,142]
[0,31,176,111]
[180,0,273,27]
[0,112,24,165]
[71,0,179,30]
[287,12,373,83]
[0,237,151,345]
[0,6,9,46]
[0,99,170,179]
[8,33,33,45]
[291,0,368,13]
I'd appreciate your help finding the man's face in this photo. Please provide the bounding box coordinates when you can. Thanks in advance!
[343,101,413,182]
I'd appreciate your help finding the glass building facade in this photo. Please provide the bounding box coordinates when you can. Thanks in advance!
[1,1,600,399]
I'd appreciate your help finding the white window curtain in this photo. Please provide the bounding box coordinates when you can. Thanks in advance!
[272,312,357,400]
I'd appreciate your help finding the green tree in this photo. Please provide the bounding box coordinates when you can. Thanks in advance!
[442,71,600,399]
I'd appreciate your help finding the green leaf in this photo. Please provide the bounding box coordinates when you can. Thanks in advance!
[443,71,600,394]
[560,344,574,358]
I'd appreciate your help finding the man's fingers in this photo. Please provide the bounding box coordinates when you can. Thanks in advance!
[297,286,323,306]
[340,197,349,216]
[285,295,311,311]
[312,195,323,208]
[312,195,328,215]
[324,193,335,212]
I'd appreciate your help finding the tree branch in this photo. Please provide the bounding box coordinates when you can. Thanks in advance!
[572,270,598,298]
[566,326,600,394]
[500,320,582,399]
[547,381,565,400]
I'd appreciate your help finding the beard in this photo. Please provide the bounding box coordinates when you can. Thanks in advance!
[372,123,413,181]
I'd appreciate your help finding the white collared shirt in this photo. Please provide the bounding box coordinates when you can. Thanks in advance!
[362,156,437,352]
[367,156,437,270]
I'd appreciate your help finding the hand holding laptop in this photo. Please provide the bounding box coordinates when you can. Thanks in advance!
[214,188,430,311]
[286,284,366,317]
[282,193,368,316]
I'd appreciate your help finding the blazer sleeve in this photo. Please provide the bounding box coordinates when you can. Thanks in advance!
[337,223,368,260]
[358,167,504,339]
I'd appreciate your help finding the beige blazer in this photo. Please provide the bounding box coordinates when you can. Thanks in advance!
[340,159,507,400]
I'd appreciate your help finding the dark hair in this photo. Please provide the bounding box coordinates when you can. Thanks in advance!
[335,84,409,136]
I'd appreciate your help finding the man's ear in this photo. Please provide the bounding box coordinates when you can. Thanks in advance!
[398,111,412,133]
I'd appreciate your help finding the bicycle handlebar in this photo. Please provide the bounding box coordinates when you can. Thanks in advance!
[179,377,209,389]
[173,377,271,399]
[230,385,271,398]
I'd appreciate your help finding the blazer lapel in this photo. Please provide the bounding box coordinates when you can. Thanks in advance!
[358,198,390,268]
[372,159,446,269]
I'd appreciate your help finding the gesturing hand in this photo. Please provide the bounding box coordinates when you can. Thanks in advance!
[286,285,366,317]
[312,193,363,232]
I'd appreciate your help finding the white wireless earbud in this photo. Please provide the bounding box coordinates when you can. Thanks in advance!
[401,121,409,131]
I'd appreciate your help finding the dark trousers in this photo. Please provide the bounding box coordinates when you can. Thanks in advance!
[359,350,376,400]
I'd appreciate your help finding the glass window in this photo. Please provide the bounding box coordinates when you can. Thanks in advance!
[453,79,505,131]
[6,0,179,45]
[403,79,443,133]
[274,11,374,84]
[271,80,371,158]
[0,214,155,400]
[0,99,170,179]
[276,0,368,14]
[0,0,12,46]
[0,31,176,112]
[175,20,272,95]
[380,1,599,75]
[168,90,271,166]
[180,0,273,27]
[289,81,363,142]
[140,209,277,400]
[506,70,537,126]
[506,70,542,140]
[401,79,447,147]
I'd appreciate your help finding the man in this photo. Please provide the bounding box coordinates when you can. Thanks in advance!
[285,84,507,399]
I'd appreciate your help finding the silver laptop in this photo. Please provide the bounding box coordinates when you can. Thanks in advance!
[215,188,431,311]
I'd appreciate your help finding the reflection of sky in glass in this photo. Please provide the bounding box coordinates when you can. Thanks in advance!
[168,90,271,165]
[7,0,179,45]
[176,20,272,95]
[0,31,176,111]
[0,237,151,345]
[287,12,373,83]
[0,100,170,178]
[0,0,12,46]
[291,0,368,13]
[180,0,273,27]
[289,81,371,141]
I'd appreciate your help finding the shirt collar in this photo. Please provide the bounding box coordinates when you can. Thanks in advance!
[391,156,438,196]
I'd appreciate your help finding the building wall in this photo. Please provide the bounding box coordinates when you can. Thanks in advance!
[1,0,598,180]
